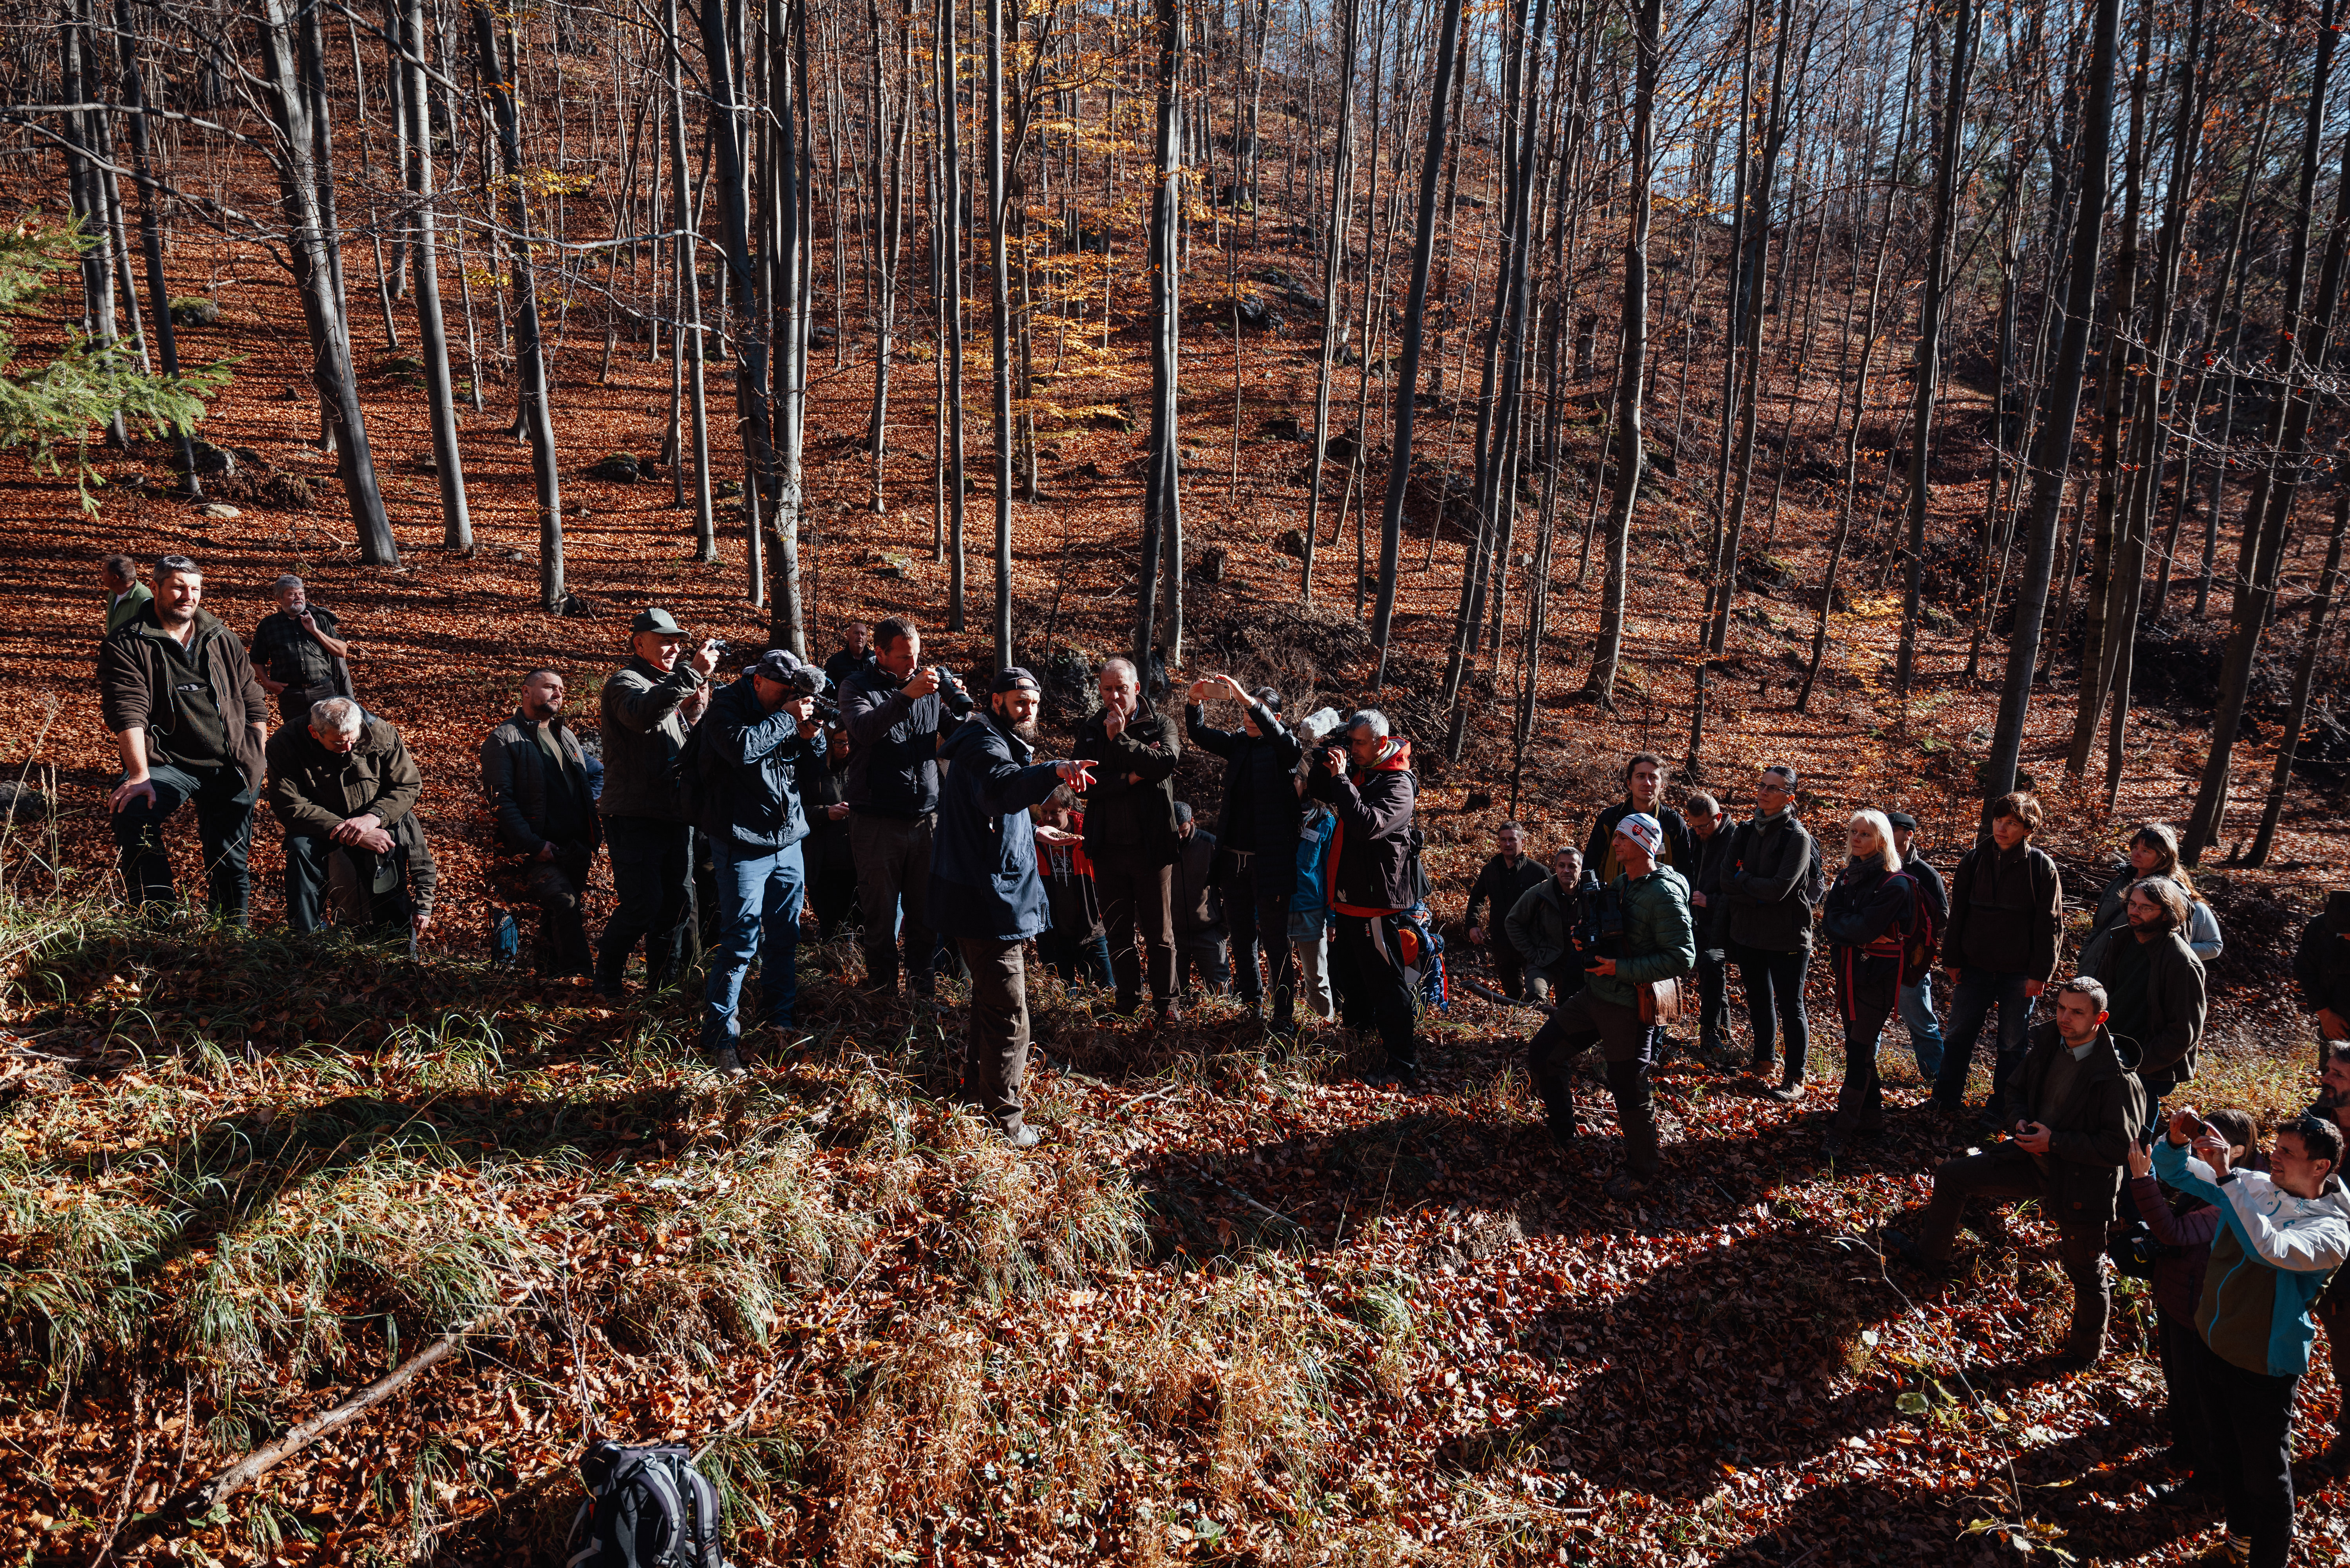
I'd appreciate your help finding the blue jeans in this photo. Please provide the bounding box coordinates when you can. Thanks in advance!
[1932,967,2035,1115]
[702,838,805,1053]
[111,762,255,922]
[1899,972,1946,1079]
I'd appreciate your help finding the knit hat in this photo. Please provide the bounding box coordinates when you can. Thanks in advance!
[1616,812,1665,858]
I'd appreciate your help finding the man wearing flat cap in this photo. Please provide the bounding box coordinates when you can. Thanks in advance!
[598,607,721,997]
[2294,891,2350,1067]
[695,648,828,1074]
[932,668,1094,1145]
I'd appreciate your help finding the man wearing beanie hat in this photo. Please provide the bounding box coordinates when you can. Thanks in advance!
[597,608,721,997]
[1526,810,1696,1203]
[694,648,828,1073]
[2294,892,2350,1059]
[932,668,1093,1145]
[1186,673,1306,1034]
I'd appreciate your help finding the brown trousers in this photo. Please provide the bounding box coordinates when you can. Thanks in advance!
[958,936,1032,1131]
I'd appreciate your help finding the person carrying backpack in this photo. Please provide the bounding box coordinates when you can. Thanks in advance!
[1818,810,1915,1158]
[1721,765,1822,1102]
[1931,790,2065,1132]
[1305,709,1422,1085]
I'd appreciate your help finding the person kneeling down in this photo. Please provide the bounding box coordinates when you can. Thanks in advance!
[1886,977,2142,1369]
[1526,814,1695,1202]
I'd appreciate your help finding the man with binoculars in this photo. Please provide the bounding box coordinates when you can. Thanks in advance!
[1514,814,1696,1201]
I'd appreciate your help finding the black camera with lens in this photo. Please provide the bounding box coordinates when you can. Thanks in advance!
[1569,870,1627,970]
[812,694,842,724]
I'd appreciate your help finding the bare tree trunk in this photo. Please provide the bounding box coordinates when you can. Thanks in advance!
[2249,489,2350,865]
[401,0,470,552]
[469,0,560,604]
[1133,0,1184,672]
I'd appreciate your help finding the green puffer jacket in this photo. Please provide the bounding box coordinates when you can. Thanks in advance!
[1587,866,1696,1011]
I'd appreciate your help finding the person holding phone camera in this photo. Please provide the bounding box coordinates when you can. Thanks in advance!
[1887,976,2144,1371]
[2153,1106,2350,1567]
[1306,710,1423,1084]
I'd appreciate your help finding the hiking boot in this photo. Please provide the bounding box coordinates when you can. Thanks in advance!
[999,1120,1041,1150]
[1768,1081,1805,1104]
[707,1046,748,1077]
[1822,1131,1849,1160]
[1155,1002,1184,1026]
[1880,1227,1949,1275]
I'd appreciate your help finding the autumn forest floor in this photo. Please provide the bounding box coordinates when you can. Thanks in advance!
[4,179,2350,1565]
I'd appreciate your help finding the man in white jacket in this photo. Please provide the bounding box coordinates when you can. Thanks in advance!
[2154,1109,2350,1568]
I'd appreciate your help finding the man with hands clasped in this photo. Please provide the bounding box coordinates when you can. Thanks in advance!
[1076,657,1184,1022]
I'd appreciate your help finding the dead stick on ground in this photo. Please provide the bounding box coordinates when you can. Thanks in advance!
[179,1304,505,1513]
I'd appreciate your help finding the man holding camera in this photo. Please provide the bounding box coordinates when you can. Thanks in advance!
[933,669,1095,1146]
[841,616,973,999]
[1307,710,1422,1084]
[696,650,828,1073]
[1523,815,1694,1202]
[1888,976,2142,1371]
[1468,822,1551,1003]
[597,608,718,996]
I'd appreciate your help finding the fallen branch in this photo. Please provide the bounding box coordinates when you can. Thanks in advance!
[179,1304,505,1513]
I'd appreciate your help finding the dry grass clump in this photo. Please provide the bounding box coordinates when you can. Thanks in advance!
[822,1311,988,1568]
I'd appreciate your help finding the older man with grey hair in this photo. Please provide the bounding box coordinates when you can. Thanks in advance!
[1307,708,1423,1083]
[266,694,422,933]
[249,574,354,726]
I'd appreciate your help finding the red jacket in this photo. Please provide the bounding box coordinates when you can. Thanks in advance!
[1309,738,1417,916]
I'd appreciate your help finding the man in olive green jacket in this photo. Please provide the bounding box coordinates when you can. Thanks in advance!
[266,695,422,933]
[1526,813,1696,1203]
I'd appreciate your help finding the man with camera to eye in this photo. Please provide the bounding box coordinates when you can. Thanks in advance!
[1522,815,1694,1202]
[839,616,973,1000]
[1307,710,1423,1084]
[1887,976,2142,1372]
[597,608,719,997]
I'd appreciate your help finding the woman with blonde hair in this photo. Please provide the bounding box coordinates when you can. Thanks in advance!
[2079,822,2223,974]
[1819,809,1916,1158]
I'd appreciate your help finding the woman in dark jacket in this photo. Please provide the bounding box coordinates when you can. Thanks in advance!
[1818,810,1914,1157]
[2126,1107,2258,1496]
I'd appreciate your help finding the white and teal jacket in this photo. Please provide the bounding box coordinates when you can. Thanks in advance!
[2155,1138,2350,1377]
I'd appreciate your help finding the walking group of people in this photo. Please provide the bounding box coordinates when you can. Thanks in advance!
[92,555,2350,1565]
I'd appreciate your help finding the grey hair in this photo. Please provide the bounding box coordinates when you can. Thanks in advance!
[273,574,304,593]
[1348,708,1391,740]
[1099,656,1139,683]
[308,697,363,737]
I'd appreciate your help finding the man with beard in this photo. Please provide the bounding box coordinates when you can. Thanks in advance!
[840,617,974,999]
[98,556,269,921]
[482,668,602,977]
[597,609,719,996]
[2092,876,2208,1129]
[931,670,1093,1145]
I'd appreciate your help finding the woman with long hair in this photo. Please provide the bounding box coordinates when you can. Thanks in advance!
[1819,809,1916,1158]
[2079,823,2223,975]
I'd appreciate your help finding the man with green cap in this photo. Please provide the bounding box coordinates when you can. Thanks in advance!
[597,608,721,996]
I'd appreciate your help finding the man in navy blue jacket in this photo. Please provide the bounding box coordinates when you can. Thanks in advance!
[697,650,827,1073]
[933,669,1093,1146]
